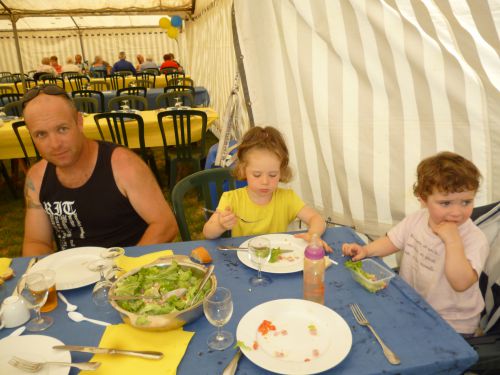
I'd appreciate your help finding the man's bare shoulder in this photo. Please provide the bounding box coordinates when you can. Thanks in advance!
[110,146,145,172]
[24,159,48,208]
[26,159,48,184]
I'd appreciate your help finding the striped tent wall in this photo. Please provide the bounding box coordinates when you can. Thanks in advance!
[234,0,499,237]
[0,28,180,75]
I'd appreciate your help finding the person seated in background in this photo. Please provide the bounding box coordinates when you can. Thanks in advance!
[49,55,62,74]
[159,53,181,71]
[111,51,136,75]
[203,126,331,251]
[61,56,81,73]
[21,85,178,256]
[139,55,158,71]
[90,55,110,76]
[342,151,489,336]
[135,54,145,71]
[33,57,57,79]
[74,54,88,73]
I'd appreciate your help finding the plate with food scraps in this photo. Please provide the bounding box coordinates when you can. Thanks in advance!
[236,299,352,374]
[237,234,306,273]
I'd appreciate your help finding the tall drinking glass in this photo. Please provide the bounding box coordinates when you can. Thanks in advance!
[248,237,272,286]
[18,272,53,331]
[203,287,234,350]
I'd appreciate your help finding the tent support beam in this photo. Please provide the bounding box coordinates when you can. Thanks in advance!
[71,16,87,66]
[5,8,26,88]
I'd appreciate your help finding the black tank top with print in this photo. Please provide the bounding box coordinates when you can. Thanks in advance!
[40,141,148,250]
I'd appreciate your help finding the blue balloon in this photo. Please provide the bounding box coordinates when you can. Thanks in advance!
[171,15,182,28]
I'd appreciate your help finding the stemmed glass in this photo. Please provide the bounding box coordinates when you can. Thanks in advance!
[121,99,130,112]
[87,258,114,310]
[203,287,234,350]
[248,237,272,286]
[18,272,53,331]
[174,96,182,108]
[101,247,124,283]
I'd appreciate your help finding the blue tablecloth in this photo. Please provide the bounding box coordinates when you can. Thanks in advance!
[99,87,209,112]
[0,227,477,374]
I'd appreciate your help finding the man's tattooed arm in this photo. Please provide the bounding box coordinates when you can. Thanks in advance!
[24,177,42,209]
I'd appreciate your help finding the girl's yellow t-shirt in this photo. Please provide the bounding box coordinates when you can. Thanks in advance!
[216,187,305,237]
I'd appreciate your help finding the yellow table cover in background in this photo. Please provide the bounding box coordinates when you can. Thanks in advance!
[0,258,12,274]
[0,108,218,159]
[79,323,194,375]
[115,250,173,273]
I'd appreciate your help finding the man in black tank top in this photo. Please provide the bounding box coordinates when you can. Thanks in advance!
[20,85,178,256]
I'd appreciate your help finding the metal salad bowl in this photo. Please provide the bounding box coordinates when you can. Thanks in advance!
[108,255,216,331]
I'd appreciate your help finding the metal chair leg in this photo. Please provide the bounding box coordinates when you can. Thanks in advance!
[0,160,18,198]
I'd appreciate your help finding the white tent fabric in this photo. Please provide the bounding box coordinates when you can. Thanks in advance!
[234,0,500,236]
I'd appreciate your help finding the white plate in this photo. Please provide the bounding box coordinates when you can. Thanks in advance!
[30,247,106,290]
[0,335,71,375]
[237,234,306,273]
[237,299,352,375]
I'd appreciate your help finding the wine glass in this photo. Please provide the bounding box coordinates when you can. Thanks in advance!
[18,272,53,331]
[87,258,113,311]
[100,247,124,282]
[121,99,130,112]
[203,287,234,350]
[174,96,182,108]
[248,237,272,286]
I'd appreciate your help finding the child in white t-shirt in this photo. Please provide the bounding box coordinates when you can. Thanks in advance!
[342,151,489,335]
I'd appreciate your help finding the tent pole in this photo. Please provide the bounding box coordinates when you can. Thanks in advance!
[10,14,26,92]
[71,17,87,67]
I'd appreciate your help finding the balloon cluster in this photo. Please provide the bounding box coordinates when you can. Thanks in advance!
[159,16,183,39]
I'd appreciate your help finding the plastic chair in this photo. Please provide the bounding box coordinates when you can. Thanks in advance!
[0,93,22,106]
[157,109,208,189]
[19,78,37,93]
[0,75,16,83]
[108,95,148,111]
[0,160,17,198]
[114,70,134,77]
[160,67,180,75]
[71,89,105,112]
[171,168,236,241]
[73,96,99,113]
[117,86,147,97]
[68,75,90,91]
[163,85,195,98]
[167,77,194,87]
[131,79,154,89]
[143,68,160,76]
[12,120,41,167]
[3,100,23,116]
[90,70,107,79]
[135,72,156,88]
[93,112,160,183]
[61,71,81,80]
[107,74,125,90]
[42,76,65,89]
[155,91,194,108]
[0,72,11,77]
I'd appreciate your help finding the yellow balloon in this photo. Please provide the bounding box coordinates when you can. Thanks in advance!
[159,17,171,30]
[166,26,179,39]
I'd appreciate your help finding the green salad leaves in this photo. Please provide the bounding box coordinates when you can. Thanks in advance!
[113,261,212,315]
[344,260,387,293]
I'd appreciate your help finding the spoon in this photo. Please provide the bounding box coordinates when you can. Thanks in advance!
[58,292,78,311]
[188,265,215,308]
[222,349,242,375]
[68,311,111,327]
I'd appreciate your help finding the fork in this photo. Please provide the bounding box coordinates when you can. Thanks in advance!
[201,208,262,224]
[9,356,101,372]
[349,303,401,365]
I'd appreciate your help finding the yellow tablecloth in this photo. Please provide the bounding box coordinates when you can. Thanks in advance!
[0,108,218,159]
[0,74,189,94]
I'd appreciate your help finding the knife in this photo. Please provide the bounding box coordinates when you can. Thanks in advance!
[53,345,164,360]
[217,246,295,253]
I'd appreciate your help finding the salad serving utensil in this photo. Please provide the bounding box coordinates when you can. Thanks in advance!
[54,345,164,359]
[349,303,400,365]
[188,264,214,308]
[217,245,295,253]
[110,287,187,301]
[201,208,262,224]
[9,356,101,372]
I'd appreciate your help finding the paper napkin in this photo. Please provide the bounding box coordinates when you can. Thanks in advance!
[0,257,12,275]
[80,323,194,375]
[115,250,173,273]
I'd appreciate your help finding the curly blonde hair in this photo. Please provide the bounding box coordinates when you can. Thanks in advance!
[233,126,292,182]
[413,151,481,200]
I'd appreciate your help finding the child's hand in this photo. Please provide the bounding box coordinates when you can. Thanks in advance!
[293,233,333,253]
[429,221,461,245]
[217,207,237,230]
[341,243,368,261]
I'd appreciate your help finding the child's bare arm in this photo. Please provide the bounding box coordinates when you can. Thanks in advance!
[295,205,332,252]
[342,236,399,261]
[202,208,237,239]
[431,221,478,291]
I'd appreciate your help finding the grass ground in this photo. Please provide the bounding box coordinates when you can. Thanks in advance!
[0,134,218,258]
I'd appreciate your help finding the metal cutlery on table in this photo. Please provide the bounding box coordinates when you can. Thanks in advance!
[9,356,101,372]
[53,345,164,360]
[217,245,295,253]
[222,349,242,375]
[349,303,400,365]
[201,208,262,224]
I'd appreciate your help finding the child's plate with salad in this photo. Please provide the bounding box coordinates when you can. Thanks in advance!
[237,234,307,273]
[236,299,352,374]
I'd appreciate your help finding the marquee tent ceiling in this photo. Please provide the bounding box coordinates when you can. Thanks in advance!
[0,0,195,31]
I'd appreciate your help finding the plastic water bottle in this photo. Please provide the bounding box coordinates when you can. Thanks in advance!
[303,234,325,304]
